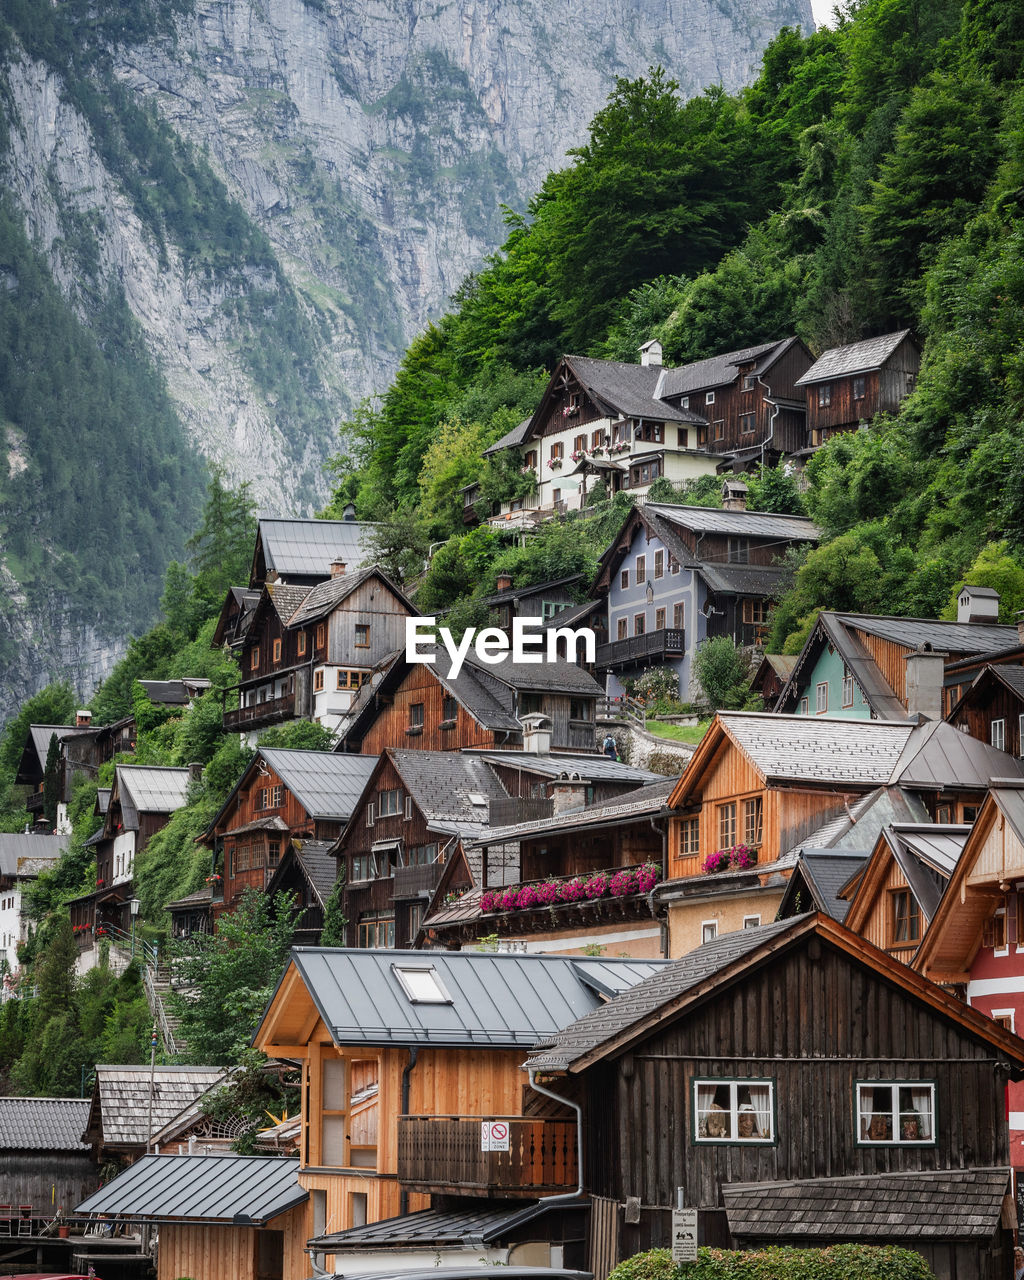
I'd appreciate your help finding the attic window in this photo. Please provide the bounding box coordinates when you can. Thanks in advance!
[469,792,489,808]
[393,965,453,1004]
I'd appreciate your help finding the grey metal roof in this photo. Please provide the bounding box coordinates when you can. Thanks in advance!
[527,916,803,1071]
[889,719,1024,790]
[482,416,532,457]
[845,612,1015,654]
[696,561,795,598]
[891,823,969,878]
[17,724,95,782]
[264,949,670,1049]
[723,1166,1009,1240]
[718,713,914,787]
[644,502,819,542]
[470,777,677,846]
[561,354,701,423]
[286,566,413,628]
[468,751,660,785]
[89,1066,228,1148]
[259,750,378,821]
[656,339,791,397]
[0,832,68,877]
[479,574,582,607]
[76,1153,305,1223]
[115,765,191,829]
[780,851,870,922]
[256,517,377,581]
[797,786,930,852]
[462,650,604,696]
[795,329,915,386]
[0,1096,90,1150]
[96,787,111,814]
[313,1202,567,1249]
[992,784,1024,845]
[885,824,968,921]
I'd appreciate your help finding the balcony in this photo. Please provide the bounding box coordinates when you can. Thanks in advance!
[397,1116,577,1198]
[25,790,44,815]
[487,797,555,828]
[223,688,296,731]
[393,860,444,900]
[596,627,685,672]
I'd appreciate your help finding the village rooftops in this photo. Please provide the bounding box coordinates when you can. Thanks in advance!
[655,337,801,398]
[84,1065,229,1151]
[255,948,669,1051]
[312,1201,577,1251]
[482,416,532,457]
[0,1096,90,1150]
[0,832,69,876]
[795,329,915,386]
[137,678,212,706]
[266,838,337,906]
[114,765,192,828]
[552,353,703,423]
[14,723,96,785]
[251,515,377,586]
[777,850,872,923]
[255,749,377,820]
[76,1152,306,1224]
[284,565,415,628]
[890,717,1024,789]
[468,776,676,846]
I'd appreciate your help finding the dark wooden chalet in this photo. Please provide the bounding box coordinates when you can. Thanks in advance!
[202,748,376,916]
[265,839,338,946]
[795,328,921,444]
[523,913,1024,1280]
[480,573,583,632]
[339,647,603,757]
[211,586,261,651]
[0,1097,97,1225]
[137,676,213,707]
[947,662,1024,755]
[748,653,797,707]
[15,715,135,825]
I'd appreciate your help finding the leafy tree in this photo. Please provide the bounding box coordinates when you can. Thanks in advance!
[256,721,336,752]
[692,638,756,712]
[319,873,347,947]
[204,1048,300,1154]
[41,734,60,829]
[940,541,1024,621]
[745,464,806,515]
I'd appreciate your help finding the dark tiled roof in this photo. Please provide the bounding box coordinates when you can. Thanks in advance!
[795,329,915,385]
[470,776,677,845]
[76,1153,306,1223]
[656,339,790,397]
[0,1096,90,1150]
[479,574,582,606]
[463,650,603,696]
[313,1202,566,1249]
[723,1166,1009,1240]
[846,612,1015,654]
[90,1066,229,1148]
[564,355,701,423]
[164,885,214,911]
[390,750,513,840]
[782,851,870,922]
[644,502,819,542]
[526,916,802,1071]
[696,561,795,598]
[293,840,338,905]
[137,679,213,706]
[285,566,413,628]
[483,416,532,456]
[266,581,312,624]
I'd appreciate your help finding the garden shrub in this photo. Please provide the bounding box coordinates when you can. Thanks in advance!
[607,1245,935,1280]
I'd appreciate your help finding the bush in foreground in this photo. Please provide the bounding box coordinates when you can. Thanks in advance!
[607,1245,934,1280]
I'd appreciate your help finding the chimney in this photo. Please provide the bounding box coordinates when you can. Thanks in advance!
[551,773,589,815]
[721,479,749,512]
[496,572,513,593]
[330,560,347,577]
[640,339,663,368]
[188,762,204,785]
[904,645,947,721]
[956,583,1000,624]
[521,713,552,756]
[342,502,357,522]
[76,709,92,727]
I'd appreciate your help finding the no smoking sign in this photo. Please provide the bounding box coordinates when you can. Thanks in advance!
[481,1120,510,1151]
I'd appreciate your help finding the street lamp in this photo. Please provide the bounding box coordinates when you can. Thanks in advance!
[129,898,141,957]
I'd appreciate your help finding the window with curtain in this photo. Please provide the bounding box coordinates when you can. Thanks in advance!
[694,1079,773,1143]
[856,1082,934,1143]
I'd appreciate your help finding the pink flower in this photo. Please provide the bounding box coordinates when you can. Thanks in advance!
[583,872,608,899]
[480,891,497,912]
[636,863,659,892]
[498,887,519,911]
[702,850,729,874]
[535,880,561,905]
[515,884,540,909]
[608,869,638,897]
[558,877,586,903]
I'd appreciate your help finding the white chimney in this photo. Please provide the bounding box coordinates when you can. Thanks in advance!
[521,713,552,756]
[640,339,663,368]
[552,772,590,815]
[956,584,1000,624]
[904,646,947,721]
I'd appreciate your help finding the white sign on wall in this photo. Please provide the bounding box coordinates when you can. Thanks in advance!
[480,1120,510,1152]
[671,1208,698,1262]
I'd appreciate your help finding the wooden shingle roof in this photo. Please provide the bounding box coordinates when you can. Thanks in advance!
[86,1065,228,1150]
[795,329,916,386]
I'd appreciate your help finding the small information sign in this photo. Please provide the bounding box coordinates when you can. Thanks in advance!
[481,1120,510,1152]
[671,1208,698,1262]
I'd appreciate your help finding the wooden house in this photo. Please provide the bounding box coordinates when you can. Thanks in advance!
[748,653,797,707]
[774,604,1016,722]
[137,677,212,708]
[14,715,134,828]
[480,573,583,632]
[795,329,922,444]
[83,1065,229,1165]
[0,1096,96,1223]
[948,663,1024,755]
[340,648,603,757]
[222,566,415,740]
[0,833,67,970]
[592,497,818,702]
[265,840,338,946]
[775,847,871,923]
[211,586,261,651]
[251,947,667,1274]
[523,913,1024,1279]
[202,749,376,916]
[76,1152,308,1280]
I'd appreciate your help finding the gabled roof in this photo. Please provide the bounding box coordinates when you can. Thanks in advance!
[252,516,376,586]
[15,724,94,785]
[76,1153,306,1223]
[265,580,312,625]
[795,329,917,386]
[525,913,1024,1074]
[889,718,1024,790]
[285,565,415,628]
[468,776,677,846]
[656,337,798,397]
[949,662,1024,721]
[86,1065,229,1149]
[559,354,701,424]
[0,832,68,877]
[258,750,378,821]
[467,750,659,784]
[479,574,582,607]
[845,821,971,939]
[266,839,337,907]
[644,501,819,542]
[113,765,191,831]
[382,749,512,841]
[482,416,532,457]
[137,678,212,706]
[0,1096,90,1150]
[255,948,670,1051]
[670,713,915,808]
[776,850,871,922]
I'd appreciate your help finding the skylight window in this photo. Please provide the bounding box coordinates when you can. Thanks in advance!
[468,792,489,807]
[393,964,453,1004]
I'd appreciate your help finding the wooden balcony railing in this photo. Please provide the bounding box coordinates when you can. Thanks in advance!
[596,628,685,671]
[393,861,444,900]
[397,1115,577,1197]
[25,791,44,814]
[222,688,296,731]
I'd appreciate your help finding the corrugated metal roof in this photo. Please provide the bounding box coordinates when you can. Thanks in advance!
[0,1096,90,1150]
[76,1153,305,1223]
[0,833,68,877]
[269,948,670,1049]
[656,339,790,397]
[893,824,969,878]
[257,517,377,580]
[115,765,191,831]
[719,713,914,787]
[723,1166,1009,1240]
[845,612,1015,653]
[993,785,1024,844]
[795,329,915,386]
[526,916,802,1071]
[644,502,819,542]
[889,719,1024,789]
[260,750,378,820]
[89,1066,228,1148]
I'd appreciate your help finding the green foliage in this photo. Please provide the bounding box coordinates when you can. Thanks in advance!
[745,465,806,515]
[940,541,1024,620]
[41,734,60,828]
[203,1048,300,1154]
[256,721,336,752]
[692,637,756,712]
[608,1245,934,1280]
[319,869,348,947]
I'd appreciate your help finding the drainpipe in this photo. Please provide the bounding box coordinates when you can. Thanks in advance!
[757,375,779,471]
[399,1047,419,1215]
[527,1069,584,1202]
[649,815,668,958]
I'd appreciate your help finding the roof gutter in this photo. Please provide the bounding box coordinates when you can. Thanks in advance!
[526,1069,584,1203]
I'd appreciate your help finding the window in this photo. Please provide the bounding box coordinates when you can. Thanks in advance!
[617,618,628,640]
[677,428,688,448]
[338,669,365,691]
[355,624,370,648]
[655,608,666,630]
[268,839,281,868]
[890,889,920,945]
[393,964,453,1004]
[634,614,646,636]
[315,624,326,650]
[706,391,716,405]
[696,425,708,447]
[842,668,854,707]
[681,396,690,409]
[713,420,725,440]
[250,646,260,670]
[620,569,629,590]
[379,788,402,817]
[742,373,756,392]
[574,433,587,452]
[799,697,809,715]
[669,555,679,574]
[701,921,718,944]
[442,695,458,722]
[906,373,916,393]
[739,412,756,434]
[717,802,737,849]
[856,1082,934,1144]
[635,555,646,583]
[654,550,664,579]
[694,1080,773,1143]
[992,718,1006,752]
[679,817,700,858]
[741,598,768,626]
[743,915,761,929]
[962,804,979,823]
[550,441,564,460]
[321,1057,347,1164]
[409,702,424,730]
[405,795,413,820]
[406,843,438,866]
[525,449,538,469]
[673,602,685,629]
[365,803,375,827]
[992,1009,1015,1032]
[357,912,395,948]
[985,902,1008,951]
[727,538,748,564]
[936,804,953,824]
[314,669,325,692]
[814,682,828,714]
[272,638,282,663]
[853,376,866,400]
[592,429,605,448]
[297,631,307,657]
[743,797,763,846]
[569,698,591,721]
[351,853,375,881]
[818,384,832,407]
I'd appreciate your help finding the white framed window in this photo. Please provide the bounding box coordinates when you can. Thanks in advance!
[992,1008,1015,1032]
[694,1079,773,1143]
[856,1082,935,1144]
[743,915,761,929]
[799,697,809,716]
[681,396,689,409]
[705,391,715,405]
[992,718,1006,752]
[392,964,453,1004]
[842,669,854,707]
[815,682,828,714]
[404,795,413,820]
[365,802,374,826]
[701,920,718,944]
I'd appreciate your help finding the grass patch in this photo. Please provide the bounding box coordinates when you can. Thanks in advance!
[646,718,712,744]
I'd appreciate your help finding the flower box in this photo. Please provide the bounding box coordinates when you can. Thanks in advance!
[702,845,758,874]
[480,863,660,914]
